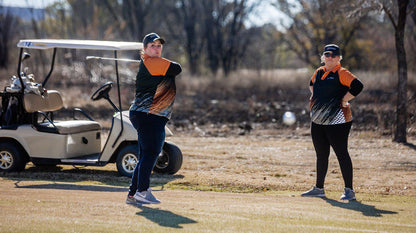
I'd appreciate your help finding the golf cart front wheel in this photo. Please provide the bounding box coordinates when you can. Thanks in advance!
[0,142,27,172]
[116,144,138,177]
[153,141,183,174]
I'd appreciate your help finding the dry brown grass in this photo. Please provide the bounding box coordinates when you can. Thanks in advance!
[3,66,415,135]
[172,69,416,138]
[166,129,416,196]
[2,51,416,232]
[1,68,415,195]
[3,129,414,196]
[1,130,416,232]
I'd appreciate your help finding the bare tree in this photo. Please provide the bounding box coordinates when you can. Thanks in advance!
[120,0,154,41]
[347,0,415,143]
[162,0,205,75]
[408,0,416,71]
[203,0,258,76]
[408,1,416,71]
[240,24,282,71]
[59,0,154,41]
[386,0,412,143]
[272,0,367,67]
[202,1,220,74]
[0,7,18,68]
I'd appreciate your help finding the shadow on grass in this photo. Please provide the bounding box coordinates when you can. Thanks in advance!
[136,205,197,228]
[13,181,128,192]
[2,167,184,188]
[324,198,398,217]
[403,142,416,151]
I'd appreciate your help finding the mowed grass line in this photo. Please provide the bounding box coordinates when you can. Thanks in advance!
[0,179,415,233]
[1,132,415,232]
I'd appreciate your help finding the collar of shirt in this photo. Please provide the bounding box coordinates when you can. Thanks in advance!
[142,54,151,60]
[321,64,341,80]
[141,54,171,76]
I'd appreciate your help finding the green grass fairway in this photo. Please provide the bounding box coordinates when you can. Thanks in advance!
[1,179,415,233]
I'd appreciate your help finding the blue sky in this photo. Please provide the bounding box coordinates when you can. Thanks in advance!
[1,0,61,8]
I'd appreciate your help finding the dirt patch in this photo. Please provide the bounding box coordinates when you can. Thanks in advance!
[44,69,416,138]
[166,129,416,196]
[1,130,416,232]
[2,129,415,196]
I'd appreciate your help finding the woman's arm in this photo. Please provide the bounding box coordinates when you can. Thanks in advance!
[342,79,363,107]
[166,61,182,76]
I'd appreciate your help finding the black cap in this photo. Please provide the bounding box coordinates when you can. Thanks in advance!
[143,33,165,47]
[323,44,341,56]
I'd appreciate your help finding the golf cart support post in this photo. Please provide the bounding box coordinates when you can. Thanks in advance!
[0,39,183,176]
[17,39,143,148]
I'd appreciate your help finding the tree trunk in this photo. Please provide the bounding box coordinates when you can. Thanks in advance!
[202,1,220,75]
[181,0,202,75]
[0,11,14,68]
[393,0,409,143]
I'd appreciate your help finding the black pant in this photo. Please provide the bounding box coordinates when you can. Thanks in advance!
[311,121,353,189]
[128,111,168,195]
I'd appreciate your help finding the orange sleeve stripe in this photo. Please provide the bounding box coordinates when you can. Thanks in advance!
[339,68,357,87]
[143,57,171,76]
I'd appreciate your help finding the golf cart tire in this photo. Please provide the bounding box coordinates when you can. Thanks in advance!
[153,141,183,175]
[0,142,27,172]
[116,144,138,177]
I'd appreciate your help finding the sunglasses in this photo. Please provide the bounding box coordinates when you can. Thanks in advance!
[324,53,337,58]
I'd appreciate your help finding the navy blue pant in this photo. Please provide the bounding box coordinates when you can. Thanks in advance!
[128,111,168,195]
[311,121,353,189]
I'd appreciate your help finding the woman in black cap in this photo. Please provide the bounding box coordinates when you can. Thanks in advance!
[126,33,182,205]
[301,44,363,201]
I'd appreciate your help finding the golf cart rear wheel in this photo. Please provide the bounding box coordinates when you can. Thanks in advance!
[0,142,26,172]
[153,142,183,174]
[116,144,138,177]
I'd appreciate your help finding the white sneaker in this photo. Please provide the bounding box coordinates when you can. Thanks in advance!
[133,188,161,204]
[340,187,356,201]
[126,195,145,205]
[301,186,326,197]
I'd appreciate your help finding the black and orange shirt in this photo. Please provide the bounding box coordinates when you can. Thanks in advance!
[130,54,182,119]
[309,64,363,125]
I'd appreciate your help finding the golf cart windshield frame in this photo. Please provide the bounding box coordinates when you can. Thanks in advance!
[16,39,143,147]
[17,39,143,88]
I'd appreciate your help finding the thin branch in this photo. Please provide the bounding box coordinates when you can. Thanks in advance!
[383,4,398,29]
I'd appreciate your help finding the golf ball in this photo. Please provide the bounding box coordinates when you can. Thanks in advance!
[283,111,296,125]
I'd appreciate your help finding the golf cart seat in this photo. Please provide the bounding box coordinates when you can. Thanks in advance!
[23,90,101,134]
[24,90,63,113]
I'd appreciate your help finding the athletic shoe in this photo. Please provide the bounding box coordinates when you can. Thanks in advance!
[133,188,161,204]
[126,195,145,205]
[340,187,356,201]
[301,186,325,197]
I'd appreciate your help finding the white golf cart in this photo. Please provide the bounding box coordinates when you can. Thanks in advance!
[0,39,183,177]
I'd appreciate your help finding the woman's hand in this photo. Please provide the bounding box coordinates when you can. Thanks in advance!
[341,92,354,108]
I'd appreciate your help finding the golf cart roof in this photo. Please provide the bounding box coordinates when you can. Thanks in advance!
[17,39,143,51]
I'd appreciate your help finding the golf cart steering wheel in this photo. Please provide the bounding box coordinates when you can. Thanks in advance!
[91,81,113,101]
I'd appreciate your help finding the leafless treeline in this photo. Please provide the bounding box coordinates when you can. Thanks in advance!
[0,0,414,74]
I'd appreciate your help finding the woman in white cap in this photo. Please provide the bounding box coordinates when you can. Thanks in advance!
[302,44,363,201]
[126,33,182,205]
